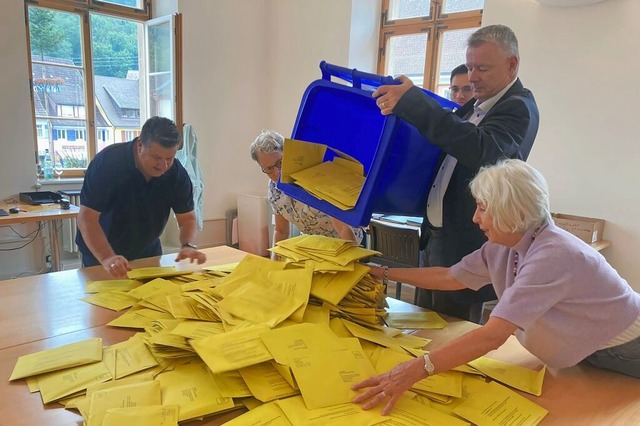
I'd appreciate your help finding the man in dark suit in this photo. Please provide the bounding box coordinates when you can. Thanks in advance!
[373,24,539,322]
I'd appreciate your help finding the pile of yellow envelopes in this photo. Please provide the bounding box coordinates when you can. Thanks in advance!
[280,138,366,210]
[9,235,549,426]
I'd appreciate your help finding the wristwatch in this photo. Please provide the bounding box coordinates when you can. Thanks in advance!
[182,242,197,249]
[423,353,435,376]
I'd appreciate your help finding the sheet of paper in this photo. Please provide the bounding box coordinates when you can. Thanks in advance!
[10,337,103,381]
[190,324,274,374]
[453,380,548,426]
[467,357,546,396]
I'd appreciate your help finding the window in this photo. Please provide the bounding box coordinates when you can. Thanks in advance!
[25,0,182,177]
[378,0,483,99]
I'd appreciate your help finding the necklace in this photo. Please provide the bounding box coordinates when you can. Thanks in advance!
[513,227,541,277]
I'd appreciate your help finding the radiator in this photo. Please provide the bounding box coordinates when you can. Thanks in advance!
[62,193,80,253]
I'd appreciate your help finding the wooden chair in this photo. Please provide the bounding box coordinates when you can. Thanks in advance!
[368,220,421,304]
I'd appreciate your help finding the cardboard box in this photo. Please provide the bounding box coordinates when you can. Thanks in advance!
[551,213,605,244]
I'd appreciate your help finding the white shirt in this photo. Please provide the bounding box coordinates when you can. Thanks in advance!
[426,79,517,227]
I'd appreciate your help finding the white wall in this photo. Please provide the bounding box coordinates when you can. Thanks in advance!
[0,1,40,199]
[483,0,640,289]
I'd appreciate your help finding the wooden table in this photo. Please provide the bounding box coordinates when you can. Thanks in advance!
[1,247,638,425]
[0,201,79,272]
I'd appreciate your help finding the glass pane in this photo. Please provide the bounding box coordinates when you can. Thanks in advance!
[435,27,478,99]
[28,6,89,170]
[97,0,144,10]
[389,0,431,20]
[442,0,484,14]
[386,33,428,87]
[146,18,174,120]
[91,13,143,153]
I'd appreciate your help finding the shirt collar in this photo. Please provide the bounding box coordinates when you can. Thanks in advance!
[512,220,550,255]
[474,77,518,114]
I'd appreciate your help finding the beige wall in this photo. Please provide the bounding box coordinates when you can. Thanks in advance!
[2,0,639,291]
[482,0,640,289]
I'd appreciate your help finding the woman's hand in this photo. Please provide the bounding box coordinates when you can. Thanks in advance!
[352,356,426,415]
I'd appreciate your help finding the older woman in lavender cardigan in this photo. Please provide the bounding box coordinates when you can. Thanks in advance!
[353,159,640,415]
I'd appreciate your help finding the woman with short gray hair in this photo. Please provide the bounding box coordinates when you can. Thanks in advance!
[250,130,363,249]
[353,159,640,415]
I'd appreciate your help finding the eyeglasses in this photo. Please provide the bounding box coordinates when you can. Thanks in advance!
[450,86,473,94]
[261,159,282,174]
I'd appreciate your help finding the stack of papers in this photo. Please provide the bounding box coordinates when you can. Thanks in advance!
[9,236,549,425]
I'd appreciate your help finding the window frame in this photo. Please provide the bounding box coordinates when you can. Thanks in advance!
[23,0,182,178]
[377,0,482,92]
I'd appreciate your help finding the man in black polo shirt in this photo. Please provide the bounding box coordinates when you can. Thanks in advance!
[76,116,206,277]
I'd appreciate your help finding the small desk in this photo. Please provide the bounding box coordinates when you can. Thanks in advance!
[0,201,79,272]
[1,247,639,425]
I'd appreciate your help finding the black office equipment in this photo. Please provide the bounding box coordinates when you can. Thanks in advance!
[19,191,63,205]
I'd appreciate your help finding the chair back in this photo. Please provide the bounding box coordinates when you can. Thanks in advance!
[368,220,420,268]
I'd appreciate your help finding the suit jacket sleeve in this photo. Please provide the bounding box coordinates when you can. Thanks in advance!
[393,80,539,168]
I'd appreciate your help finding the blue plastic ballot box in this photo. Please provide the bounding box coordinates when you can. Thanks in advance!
[277,61,458,227]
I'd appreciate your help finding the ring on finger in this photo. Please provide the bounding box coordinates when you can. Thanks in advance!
[379,390,388,398]
[382,101,386,108]
[110,263,116,268]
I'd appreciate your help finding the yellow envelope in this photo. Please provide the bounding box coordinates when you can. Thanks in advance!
[155,361,235,421]
[87,380,162,426]
[10,337,103,381]
[280,137,328,184]
[385,311,449,329]
[467,357,546,396]
[453,380,548,426]
[375,394,470,426]
[107,307,175,329]
[260,322,347,365]
[81,290,138,311]
[85,279,142,293]
[276,395,383,426]
[190,324,273,374]
[127,266,193,280]
[102,404,180,426]
[239,361,299,402]
[223,401,292,426]
[103,334,158,379]
[289,348,377,409]
[38,359,112,404]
